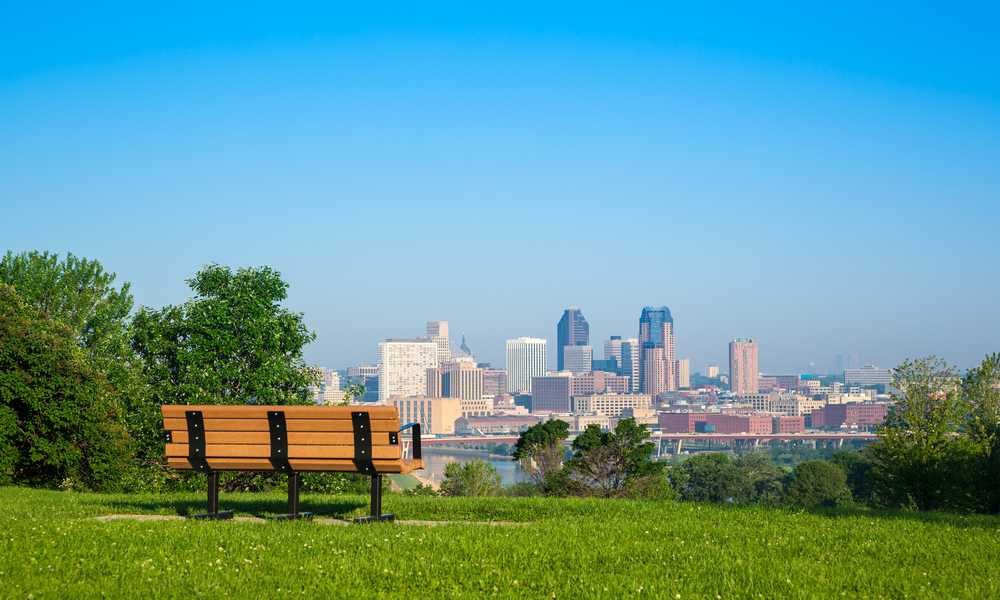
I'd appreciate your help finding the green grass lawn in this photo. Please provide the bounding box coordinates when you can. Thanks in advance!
[388,474,420,491]
[2,486,999,599]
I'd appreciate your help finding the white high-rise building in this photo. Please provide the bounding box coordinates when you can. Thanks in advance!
[505,337,547,394]
[705,365,720,378]
[378,339,439,404]
[844,364,893,388]
[563,345,592,375]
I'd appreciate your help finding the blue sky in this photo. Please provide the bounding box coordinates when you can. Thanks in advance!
[2,3,998,374]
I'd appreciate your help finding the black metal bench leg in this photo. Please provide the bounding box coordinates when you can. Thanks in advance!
[353,474,394,524]
[266,472,313,521]
[188,471,234,520]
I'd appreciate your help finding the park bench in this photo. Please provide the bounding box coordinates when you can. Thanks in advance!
[162,405,424,522]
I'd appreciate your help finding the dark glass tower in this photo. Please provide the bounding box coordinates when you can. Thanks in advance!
[556,308,589,372]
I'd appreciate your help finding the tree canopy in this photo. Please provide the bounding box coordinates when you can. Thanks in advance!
[0,250,133,355]
[784,460,850,507]
[132,264,319,406]
[0,284,131,490]
[869,356,978,511]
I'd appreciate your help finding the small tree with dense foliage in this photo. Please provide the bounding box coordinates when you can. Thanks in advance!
[568,419,666,498]
[869,357,978,511]
[133,264,320,408]
[961,353,1000,514]
[512,419,570,492]
[784,460,850,507]
[829,449,873,504]
[440,459,503,497]
[671,453,740,503]
[0,285,131,490]
[731,452,785,505]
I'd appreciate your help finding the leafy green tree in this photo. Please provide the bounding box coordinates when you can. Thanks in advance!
[132,264,320,407]
[0,251,152,469]
[869,356,977,511]
[0,285,131,490]
[731,452,785,505]
[784,460,850,507]
[671,453,740,503]
[568,419,665,498]
[0,250,133,354]
[961,353,1000,514]
[512,419,570,490]
[829,449,873,504]
[440,459,503,497]
[335,382,365,406]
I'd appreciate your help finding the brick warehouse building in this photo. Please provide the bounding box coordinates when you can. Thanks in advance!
[658,412,773,435]
[811,403,886,430]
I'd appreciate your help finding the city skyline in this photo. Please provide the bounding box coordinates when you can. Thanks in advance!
[3,5,998,375]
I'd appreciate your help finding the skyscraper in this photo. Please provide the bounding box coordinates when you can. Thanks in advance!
[378,339,439,404]
[557,308,589,372]
[729,338,759,395]
[506,337,547,394]
[604,336,639,391]
[676,358,690,389]
[417,321,451,364]
[638,306,676,395]
[563,345,593,375]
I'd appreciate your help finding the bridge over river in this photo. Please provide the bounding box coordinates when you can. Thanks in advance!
[406,431,877,456]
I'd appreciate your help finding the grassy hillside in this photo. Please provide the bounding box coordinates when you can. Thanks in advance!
[1,487,998,599]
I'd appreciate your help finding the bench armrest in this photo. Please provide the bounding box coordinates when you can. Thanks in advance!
[399,422,422,460]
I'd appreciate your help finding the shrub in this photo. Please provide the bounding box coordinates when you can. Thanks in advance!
[784,460,850,507]
[0,285,132,491]
[440,459,504,497]
[402,483,438,497]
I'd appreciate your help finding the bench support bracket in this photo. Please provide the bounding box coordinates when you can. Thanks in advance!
[188,471,234,520]
[353,474,395,523]
[265,472,314,521]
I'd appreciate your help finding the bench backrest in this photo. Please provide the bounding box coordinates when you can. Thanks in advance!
[162,405,409,474]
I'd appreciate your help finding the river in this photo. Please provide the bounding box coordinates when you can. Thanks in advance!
[420,447,525,485]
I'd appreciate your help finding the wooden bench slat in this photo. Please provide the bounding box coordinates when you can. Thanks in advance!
[161,405,399,420]
[165,444,401,460]
[170,431,395,445]
[166,457,425,474]
[162,418,401,433]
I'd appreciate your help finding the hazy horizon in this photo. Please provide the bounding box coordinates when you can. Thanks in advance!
[3,4,998,375]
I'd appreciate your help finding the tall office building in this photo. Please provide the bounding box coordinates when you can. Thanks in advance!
[835,355,844,375]
[563,345,593,375]
[604,337,624,372]
[624,339,640,392]
[482,368,508,397]
[506,337,547,394]
[705,365,720,378]
[416,321,451,364]
[638,306,676,395]
[557,308,589,372]
[676,358,690,389]
[849,355,859,370]
[729,338,759,395]
[377,339,439,404]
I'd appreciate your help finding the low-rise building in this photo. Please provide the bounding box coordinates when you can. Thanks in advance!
[573,393,653,418]
[811,403,886,430]
[388,397,462,435]
[772,415,805,434]
[454,415,539,435]
[541,412,612,433]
